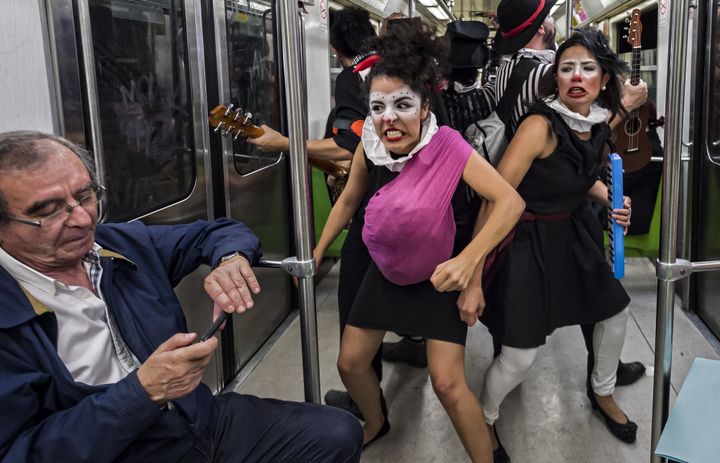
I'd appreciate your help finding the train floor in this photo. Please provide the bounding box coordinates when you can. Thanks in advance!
[234,258,720,462]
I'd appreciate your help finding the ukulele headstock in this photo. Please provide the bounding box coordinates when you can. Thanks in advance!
[208,104,264,139]
[624,9,643,48]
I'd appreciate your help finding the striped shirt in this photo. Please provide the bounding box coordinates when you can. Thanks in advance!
[440,83,496,135]
[494,53,553,137]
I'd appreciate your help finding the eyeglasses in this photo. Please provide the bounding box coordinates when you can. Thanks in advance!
[4,184,105,228]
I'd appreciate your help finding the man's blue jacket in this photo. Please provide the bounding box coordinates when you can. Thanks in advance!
[0,219,261,462]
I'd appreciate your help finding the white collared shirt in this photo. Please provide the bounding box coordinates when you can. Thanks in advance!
[0,244,134,385]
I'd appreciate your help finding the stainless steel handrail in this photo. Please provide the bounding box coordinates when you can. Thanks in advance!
[186,0,214,220]
[276,1,321,404]
[651,0,692,461]
[76,0,106,217]
[691,260,720,272]
[565,0,573,38]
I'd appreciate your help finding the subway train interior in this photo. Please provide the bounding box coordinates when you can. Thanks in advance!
[2,0,720,461]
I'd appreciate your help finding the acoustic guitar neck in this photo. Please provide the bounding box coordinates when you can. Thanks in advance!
[208,104,349,180]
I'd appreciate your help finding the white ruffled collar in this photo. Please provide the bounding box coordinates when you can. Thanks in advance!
[362,112,439,172]
[544,97,609,133]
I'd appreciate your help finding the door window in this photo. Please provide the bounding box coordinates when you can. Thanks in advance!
[225,1,283,175]
[710,0,720,159]
[89,0,196,221]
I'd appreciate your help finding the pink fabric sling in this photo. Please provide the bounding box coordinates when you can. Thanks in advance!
[362,126,474,286]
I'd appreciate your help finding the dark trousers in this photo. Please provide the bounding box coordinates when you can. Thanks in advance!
[118,394,362,463]
[204,395,362,462]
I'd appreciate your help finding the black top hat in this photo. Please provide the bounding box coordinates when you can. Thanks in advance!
[494,0,554,55]
[446,20,490,41]
[445,21,490,69]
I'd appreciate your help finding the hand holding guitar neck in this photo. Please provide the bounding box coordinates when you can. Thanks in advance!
[612,9,652,173]
[209,104,264,139]
[208,104,349,180]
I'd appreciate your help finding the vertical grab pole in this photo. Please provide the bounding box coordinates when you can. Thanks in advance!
[408,0,415,18]
[276,1,321,404]
[651,0,691,461]
[76,0,107,212]
[565,0,573,37]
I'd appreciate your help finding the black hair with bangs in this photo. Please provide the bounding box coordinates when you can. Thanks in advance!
[541,28,630,118]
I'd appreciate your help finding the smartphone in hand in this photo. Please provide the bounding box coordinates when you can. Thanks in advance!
[199,312,231,342]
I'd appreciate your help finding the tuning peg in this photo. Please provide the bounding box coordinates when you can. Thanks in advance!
[233,108,245,121]
[214,121,225,133]
[243,112,253,125]
[224,126,234,136]
[233,130,242,141]
[224,104,234,116]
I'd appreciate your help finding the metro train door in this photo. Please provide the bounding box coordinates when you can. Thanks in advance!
[694,0,720,338]
[47,0,223,390]
[212,0,293,374]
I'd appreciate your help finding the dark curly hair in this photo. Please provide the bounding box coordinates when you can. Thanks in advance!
[364,22,449,106]
[540,28,630,118]
[329,7,376,59]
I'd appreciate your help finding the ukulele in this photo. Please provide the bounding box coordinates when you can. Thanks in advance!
[208,104,350,182]
[612,9,654,173]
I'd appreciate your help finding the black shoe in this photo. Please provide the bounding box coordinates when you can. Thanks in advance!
[363,393,390,449]
[363,417,391,449]
[587,391,638,443]
[382,337,428,368]
[616,361,646,386]
[324,389,388,422]
[492,426,511,463]
[324,389,363,420]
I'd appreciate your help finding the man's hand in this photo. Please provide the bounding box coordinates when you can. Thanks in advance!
[621,78,648,112]
[204,254,260,321]
[137,333,219,405]
[247,125,289,152]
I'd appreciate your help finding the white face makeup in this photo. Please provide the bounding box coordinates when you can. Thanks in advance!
[369,86,423,126]
[557,58,601,79]
[368,76,427,155]
[555,46,609,116]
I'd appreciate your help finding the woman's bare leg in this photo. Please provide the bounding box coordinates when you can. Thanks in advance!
[337,325,387,444]
[426,339,493,463]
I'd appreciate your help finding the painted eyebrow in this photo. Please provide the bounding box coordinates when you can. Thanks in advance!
[24,182,93,215]
[559,60,598,66]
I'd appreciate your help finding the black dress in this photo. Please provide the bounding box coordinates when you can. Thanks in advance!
[345,148,475,346]
[482,102,630,349]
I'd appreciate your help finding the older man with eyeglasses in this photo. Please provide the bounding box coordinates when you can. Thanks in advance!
[0,131,361,463]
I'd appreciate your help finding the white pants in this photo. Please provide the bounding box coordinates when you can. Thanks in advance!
[481,308,629,425]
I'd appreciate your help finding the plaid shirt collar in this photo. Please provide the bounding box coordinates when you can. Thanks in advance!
[81,244,103,294]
